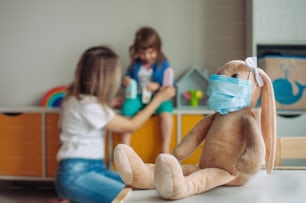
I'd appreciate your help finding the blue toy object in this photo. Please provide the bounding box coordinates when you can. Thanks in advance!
[126,79,137,99]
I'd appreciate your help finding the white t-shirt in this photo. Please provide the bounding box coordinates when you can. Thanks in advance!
[56,95,115,161]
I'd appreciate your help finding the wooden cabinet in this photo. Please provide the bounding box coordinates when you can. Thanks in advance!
[0,107,60,180]
[106,115,177,166]
[45,112,60,178]
[0,107,212,180]
[2,106,305,179]
[130,115,177,163]
[0,113,43,177]
[180,114,205,165]
[106,111,210,167]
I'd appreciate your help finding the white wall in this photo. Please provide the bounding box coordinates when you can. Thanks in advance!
[0,0,246,105]
[248,0,306,55]
[246,0,306,140]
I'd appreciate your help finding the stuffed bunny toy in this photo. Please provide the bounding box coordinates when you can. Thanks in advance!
[114,57,276,200]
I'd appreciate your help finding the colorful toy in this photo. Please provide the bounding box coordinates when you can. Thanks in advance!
[125,79,137,99]
[175,66,208,108]
[183,89,203,107]
[114,57,276,200]
[163,68,174,86]
[40,86,67,107]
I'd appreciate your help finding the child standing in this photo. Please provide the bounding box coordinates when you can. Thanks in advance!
[54,45,175,203]
[121,26,175,153]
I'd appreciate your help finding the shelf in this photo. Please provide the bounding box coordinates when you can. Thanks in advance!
[0,106,60,113]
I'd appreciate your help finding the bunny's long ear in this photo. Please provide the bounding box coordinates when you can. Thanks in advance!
[257,68,276,174]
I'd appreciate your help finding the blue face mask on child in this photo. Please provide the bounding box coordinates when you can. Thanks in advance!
[207,74,252,115]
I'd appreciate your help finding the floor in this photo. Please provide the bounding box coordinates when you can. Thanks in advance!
[0,180,58,203]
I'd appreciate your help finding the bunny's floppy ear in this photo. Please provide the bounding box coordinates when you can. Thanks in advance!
[257,68,276,174]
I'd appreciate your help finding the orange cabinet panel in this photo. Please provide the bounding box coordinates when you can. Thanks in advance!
[180,114,205,165]
[0,108,207,179]
[0,113,42,177]
[46,112,60,178]
[106,115,177,166]
[130,115,177,163]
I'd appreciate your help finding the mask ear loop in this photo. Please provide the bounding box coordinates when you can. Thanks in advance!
[245,57,264,87]
[248,70,252,80]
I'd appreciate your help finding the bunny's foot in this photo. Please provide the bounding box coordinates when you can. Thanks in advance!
[154,154,188,199]
[154,154,236,200]
[114,144,155,189]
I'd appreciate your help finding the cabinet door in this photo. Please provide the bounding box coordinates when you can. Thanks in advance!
[46,112,60,177]
[106,115,177,166]
[0,113,42,177]
[180,114,205,165]
[130,115,177,163]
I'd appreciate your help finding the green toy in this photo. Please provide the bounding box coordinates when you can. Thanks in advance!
[183,89,203,107]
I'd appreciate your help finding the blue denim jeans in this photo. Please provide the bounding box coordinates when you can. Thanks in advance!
[55,158,125,203]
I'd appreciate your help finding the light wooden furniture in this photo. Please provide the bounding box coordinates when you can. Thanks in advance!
[45,112,61,177]
[275,137,306,169]
[106,115,178,165]
[0,113,42,177]
[112,187,132,203]
[0,107,60,180]
[180,114,205,165]
[106,108,210,168]
[115,170,306,203]
[0,106,213,180]
[5,106,306,181]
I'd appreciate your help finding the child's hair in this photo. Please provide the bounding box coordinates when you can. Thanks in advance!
[129,26,167,67]
[66,45,121,106]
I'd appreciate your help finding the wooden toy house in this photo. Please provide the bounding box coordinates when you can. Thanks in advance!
[176,65,209,109]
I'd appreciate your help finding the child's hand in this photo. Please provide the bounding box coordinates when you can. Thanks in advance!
[122,76,131,87]
[146,82,160,92]
[111,96,124,109]
[155,86,176,101]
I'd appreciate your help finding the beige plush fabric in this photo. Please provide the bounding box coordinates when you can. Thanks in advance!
[114,59,276,200]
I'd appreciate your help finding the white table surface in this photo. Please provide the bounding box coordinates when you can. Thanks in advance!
[124,170,306,203]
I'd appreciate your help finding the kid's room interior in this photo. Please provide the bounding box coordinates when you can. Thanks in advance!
[0,0,306,202]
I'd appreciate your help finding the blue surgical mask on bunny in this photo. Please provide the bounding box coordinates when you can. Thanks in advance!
[207,74,252,115]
